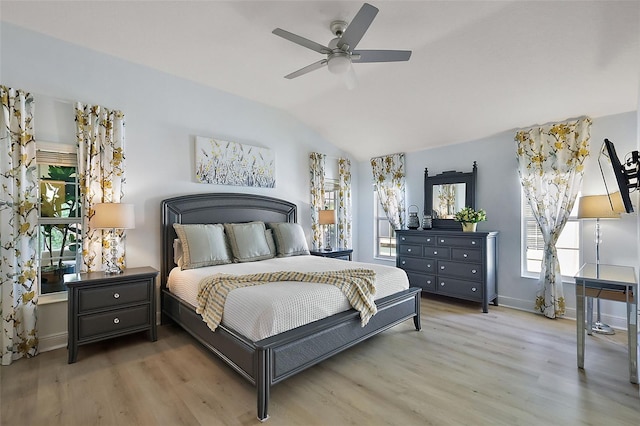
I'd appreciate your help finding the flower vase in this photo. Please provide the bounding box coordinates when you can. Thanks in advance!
[461,222,477,232]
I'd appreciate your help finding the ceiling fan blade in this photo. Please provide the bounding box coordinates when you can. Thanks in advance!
[284,59,328,79]
[272,28,331,54]
[352,50,412,63]
[338,3,378,52]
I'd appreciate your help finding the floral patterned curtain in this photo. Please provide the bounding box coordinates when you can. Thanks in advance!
[0,86,39,365]
[515,117,591,318]
[75,103,127,272]
[337,158,352,248]
[371,153,406,230]
[309,152,326,250]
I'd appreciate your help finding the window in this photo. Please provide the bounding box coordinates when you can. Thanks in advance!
[37,143,81,295]
[324,179,338,248]
[522,194,580,280]
[374,192,396,259]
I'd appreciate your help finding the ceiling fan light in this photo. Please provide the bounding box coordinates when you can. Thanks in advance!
[327,53,351,74]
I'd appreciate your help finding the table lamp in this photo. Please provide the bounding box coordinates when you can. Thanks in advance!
[91,203,135,274]
[318,209,336,251]
[577,193,623,334]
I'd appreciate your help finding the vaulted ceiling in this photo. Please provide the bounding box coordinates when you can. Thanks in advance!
[2,1,639,160]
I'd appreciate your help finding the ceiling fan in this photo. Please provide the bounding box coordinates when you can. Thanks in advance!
[272,2,411,83]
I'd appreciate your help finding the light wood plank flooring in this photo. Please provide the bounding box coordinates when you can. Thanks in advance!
[2,296,639,425]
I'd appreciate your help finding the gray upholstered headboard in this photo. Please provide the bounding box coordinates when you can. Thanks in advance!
[160,193,297,289]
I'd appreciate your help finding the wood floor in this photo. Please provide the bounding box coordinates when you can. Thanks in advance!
[2,296,639,425]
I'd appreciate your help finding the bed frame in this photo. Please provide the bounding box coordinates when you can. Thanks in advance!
[160,193,422,421]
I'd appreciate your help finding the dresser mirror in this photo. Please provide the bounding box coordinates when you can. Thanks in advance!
[424,162,477,229]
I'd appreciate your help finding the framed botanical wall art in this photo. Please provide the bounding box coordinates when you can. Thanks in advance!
[195,136,275,188]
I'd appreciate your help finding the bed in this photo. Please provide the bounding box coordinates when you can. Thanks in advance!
[160,193,422,421]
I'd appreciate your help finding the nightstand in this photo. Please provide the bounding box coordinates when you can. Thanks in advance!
[310,248,353,261]
[65,266,158,364]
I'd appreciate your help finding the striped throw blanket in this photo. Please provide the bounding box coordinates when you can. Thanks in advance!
[196,269,377,333]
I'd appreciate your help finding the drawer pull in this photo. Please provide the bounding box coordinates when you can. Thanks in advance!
[471,241,476,245]
[440,282,445,286]
[440,239,445,243]
[433,251,438,255]
[427,264,432,268]
[463,253,468,258]
[401,260,406,265]
[426,238,431,242]
[407,248,412,252]
[471,269,477,274]
[113,292,120,299]
[426,280,432,284]
[440,266,445,270]
[401,237,406,241]
[471,287,477,292]
[113,317,120,324]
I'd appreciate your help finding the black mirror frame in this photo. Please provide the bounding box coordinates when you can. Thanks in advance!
[424,162,477,229]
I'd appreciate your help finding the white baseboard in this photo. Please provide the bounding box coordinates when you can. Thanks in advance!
[497,295,631,331]
[39,331,67,353]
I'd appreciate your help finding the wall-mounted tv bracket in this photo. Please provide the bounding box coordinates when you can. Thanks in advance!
[623,150,639,190]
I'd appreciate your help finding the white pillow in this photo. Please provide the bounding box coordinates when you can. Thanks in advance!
[173,223,232,269]
[224,222,274,262]
[268,222,310,257]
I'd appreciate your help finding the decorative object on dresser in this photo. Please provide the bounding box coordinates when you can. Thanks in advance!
[310,248,353,261]
[407,205,420,229]
[65,266,158,364]
[453,206,487,232]
[396,229,498,312]
[91,203,135,274]
[425,162,477,229]
[318,209,337,250]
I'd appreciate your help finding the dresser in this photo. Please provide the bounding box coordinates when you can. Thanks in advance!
[65,266,158,363]
[396,230,498,312]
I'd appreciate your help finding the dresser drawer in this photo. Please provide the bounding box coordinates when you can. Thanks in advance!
[397,234,436,246]
[423,247,450,259]
[436,277,482,301]
[398,257,436,273]
[437,260,483,280]
[398,244,422,256]
[78,305,150,341]
[451,248,482,262]
[436,235,483,248]
[78,280,150,312]
[405,272,436,292]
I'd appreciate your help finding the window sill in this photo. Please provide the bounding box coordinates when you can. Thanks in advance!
[373,256,396,263]
[39,291,68,305]
[521,272,576,285]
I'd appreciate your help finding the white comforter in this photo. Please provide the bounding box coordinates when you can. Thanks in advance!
[167,255,409,342]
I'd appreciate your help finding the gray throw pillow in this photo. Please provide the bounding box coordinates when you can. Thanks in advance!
[173,223,232,269]
[224,222,275,262]
[268,222,310,257]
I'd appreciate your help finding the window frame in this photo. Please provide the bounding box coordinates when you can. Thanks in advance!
[37,141,82,297]
[373,191,397,260]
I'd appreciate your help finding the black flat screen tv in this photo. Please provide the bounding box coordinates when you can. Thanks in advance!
[598,138,637,214]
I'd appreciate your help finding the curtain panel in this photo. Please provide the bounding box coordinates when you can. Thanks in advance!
[337,158,352,248]
[515,117,591,318]
[75,103,127,273]
[371,153,406,230]
[309,152,326,250]
[0,86,39,365]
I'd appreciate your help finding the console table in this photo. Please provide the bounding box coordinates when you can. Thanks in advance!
[574,263,638,384]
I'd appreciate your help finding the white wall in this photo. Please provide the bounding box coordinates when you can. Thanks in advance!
[357,112,639,326]
[1,23,357,350]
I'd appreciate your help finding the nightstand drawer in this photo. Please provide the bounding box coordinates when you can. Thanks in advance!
[79,281,150,312]
[78,305,150,340]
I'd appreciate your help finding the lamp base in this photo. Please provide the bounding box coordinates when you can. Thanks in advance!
[104,264,123,274]
[592,321,615,335]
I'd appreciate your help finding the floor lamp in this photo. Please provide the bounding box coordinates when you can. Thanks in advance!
[91,203,135,274]
[318,209,336,251]
[577,194,622,334]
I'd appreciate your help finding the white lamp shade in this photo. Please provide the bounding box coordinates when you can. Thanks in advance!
[577,194,621,219]
[92,203,135,229]
[327,53,351,74]
[318,209,337,225]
